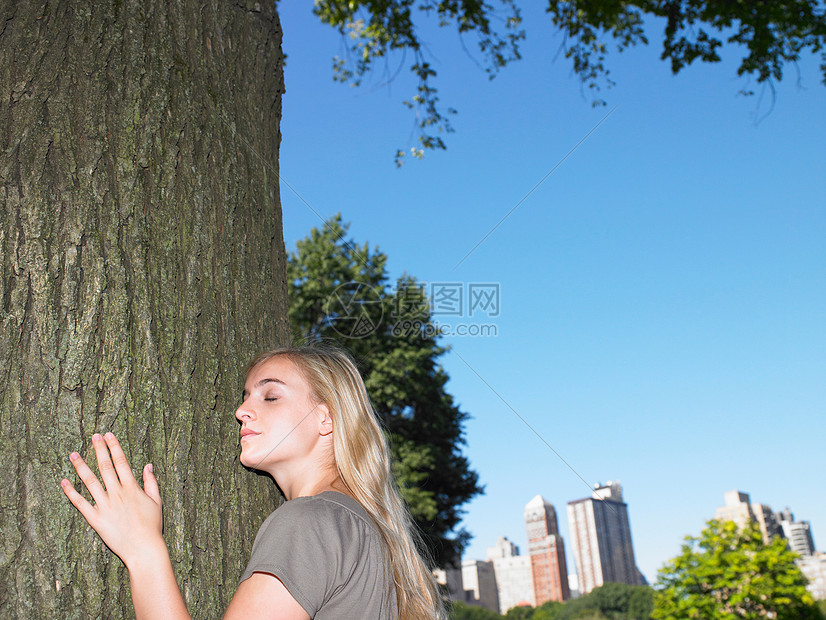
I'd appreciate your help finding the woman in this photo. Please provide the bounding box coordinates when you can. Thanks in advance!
[61,345,446,619]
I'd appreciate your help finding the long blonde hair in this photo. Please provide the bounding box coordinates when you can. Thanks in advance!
[246,345,447,620]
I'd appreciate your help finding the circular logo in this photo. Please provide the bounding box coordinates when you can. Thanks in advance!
[323,281,384,339]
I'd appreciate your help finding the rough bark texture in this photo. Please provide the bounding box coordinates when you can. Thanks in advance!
[0,0,288,617]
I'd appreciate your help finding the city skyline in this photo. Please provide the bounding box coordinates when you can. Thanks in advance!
[439,484,823,613]
[461,484,821,588]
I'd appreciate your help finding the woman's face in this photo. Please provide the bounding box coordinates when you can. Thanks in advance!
[235,356,327,473]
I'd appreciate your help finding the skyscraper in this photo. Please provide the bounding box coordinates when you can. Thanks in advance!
[461,559,500,613]
[524,495,570,604]
[777,508,816,557]
[486,536,534,613]
[715,489,753,526]
[567,481,641,595]
[715,490,781,544]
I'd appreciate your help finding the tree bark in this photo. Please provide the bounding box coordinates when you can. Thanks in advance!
[0,0,288,617]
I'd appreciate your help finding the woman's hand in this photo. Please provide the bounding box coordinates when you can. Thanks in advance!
[61,433,165,567]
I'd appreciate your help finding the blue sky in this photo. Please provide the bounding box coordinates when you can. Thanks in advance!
[274,2,826,582]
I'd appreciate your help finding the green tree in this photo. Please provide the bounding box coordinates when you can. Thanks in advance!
[653,519,821,620]
[554,583,652,620]
[450,601,502,620]
[588,583,653,619]
[451,601,505,620]
[287,214,482,566]
[627,586,655,620]
[314,0,826,163]
[533,600,564,620]
[505,605,538,619]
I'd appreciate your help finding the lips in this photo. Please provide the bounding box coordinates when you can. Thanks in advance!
[240,429,260,439]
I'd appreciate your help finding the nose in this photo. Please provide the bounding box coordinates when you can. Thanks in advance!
[235,398,255,422]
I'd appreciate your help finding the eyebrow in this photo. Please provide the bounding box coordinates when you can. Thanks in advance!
[242,377,286,399]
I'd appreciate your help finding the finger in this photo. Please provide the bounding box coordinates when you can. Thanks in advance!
[91,433,121,492]
[60,478,99,527]
[142,463,162,506]
[68,451,107,505]
[103,432,137,487]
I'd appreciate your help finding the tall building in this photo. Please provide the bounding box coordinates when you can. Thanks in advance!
[524,495,570,604]
[461,559,500,613]
[752,503,782,542]
[567,481,641,595]
[567,573,580,599]
[798,552,826,600]
[715,490,780,544]
[433,563,464,603]
[486,536,534,613]
[778,508,816,557]
[715,490,754,527]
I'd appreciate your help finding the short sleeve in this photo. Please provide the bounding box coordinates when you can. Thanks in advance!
[239,497,367,617]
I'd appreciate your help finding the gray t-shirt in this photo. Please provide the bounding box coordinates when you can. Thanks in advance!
[240,491,397,618]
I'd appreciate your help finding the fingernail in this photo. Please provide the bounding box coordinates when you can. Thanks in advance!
[148,463,154,473]
[69,452,79,460]
[60,479,69,487]
[104,432,115,440]
[92,433,102,441]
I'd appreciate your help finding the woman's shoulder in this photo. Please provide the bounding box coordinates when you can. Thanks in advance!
[244,493,396,617]
[249,492,388,586]
[263,491,377,536]
[297,491,373,521]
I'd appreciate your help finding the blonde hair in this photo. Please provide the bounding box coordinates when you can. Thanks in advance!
[246,345,447,620]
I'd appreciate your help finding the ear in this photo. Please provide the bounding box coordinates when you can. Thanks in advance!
[316,402,334,437]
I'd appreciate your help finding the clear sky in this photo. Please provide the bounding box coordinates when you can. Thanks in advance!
[274,2,826,583]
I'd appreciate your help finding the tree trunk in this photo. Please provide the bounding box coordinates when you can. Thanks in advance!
[0,1,288,617]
